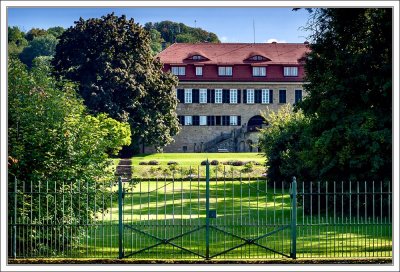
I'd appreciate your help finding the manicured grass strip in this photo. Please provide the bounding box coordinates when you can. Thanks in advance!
[131,153,265,166]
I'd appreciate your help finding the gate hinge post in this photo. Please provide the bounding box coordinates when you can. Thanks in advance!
[205,159,210,260]
[118,176,124,259]
[290,176,297,259]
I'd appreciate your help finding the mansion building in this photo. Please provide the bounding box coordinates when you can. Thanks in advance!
[149,42,309,153]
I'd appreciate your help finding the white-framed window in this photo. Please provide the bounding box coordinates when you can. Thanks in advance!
[199,89,207,103]
[230,116,238,126]
[261,89,270,104]
[215,89,222,103]
[253,67,266,77]
[184,89,192,103]
[230,89,237,104]
[184,116,192,126]
[171,66,186,76]
[200,116,207,126]
[247,89,254,104]
[195,66,203,76]
[218,66,233,76]
[284,67,298,76]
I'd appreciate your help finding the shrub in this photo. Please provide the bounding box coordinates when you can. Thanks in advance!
[168,163,179,172]
[210,160,219,165]
[139,161,148,165]
[200,160,207,165]
[148,160,159,165]
[232,160,244,166]
[241,162,254,173]
[167,161,178,165]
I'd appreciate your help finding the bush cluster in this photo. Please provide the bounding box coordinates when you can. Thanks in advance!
[210,160,219,165]
[148,160,159,165]
[139,160,160,165]
[167,161,178,165]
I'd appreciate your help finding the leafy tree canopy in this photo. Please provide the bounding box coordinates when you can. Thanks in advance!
[259,104,311,183]
[144,20,220,50]
[25,27,47,41]
[8,26,28,56]
[148,28,163,55]
[52,13,180,154]
[298,8,392,181]
[8,57,131,253]
[19,34,58,67]
[47,26,65,38]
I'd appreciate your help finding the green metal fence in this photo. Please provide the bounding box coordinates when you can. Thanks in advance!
[8,163,392,260]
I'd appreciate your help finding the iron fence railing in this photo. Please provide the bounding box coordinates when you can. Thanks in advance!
[8,164,392,260]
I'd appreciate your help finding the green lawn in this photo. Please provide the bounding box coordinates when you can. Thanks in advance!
[14,154,392,260]
[132,153,265,166]
[127,153,266,179]
[72,178,392,260]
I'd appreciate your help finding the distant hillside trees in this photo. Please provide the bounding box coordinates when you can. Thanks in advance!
[19,34,58,67]
[144,20,220,54]
[8,26,28,57]
[8,26,65,67]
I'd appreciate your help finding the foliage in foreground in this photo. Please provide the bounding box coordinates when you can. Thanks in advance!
[52,13,180,154]
[259,104,310,183]
[261,9,391,183]
[299,8,392,182]
[8,57,131,255]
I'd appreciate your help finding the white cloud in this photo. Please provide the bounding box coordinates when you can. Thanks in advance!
[266,38,287,43]
[220,36,228,42]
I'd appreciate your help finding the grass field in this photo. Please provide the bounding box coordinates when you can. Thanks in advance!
[13,154,391,260]
[127,153,266,179]
[69,178,392,260]
[132,153,265,166]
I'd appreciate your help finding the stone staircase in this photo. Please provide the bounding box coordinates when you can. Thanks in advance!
[115,159,132,182]
[203,126,246,152]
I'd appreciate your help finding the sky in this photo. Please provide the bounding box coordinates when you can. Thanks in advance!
[7,7,312,43]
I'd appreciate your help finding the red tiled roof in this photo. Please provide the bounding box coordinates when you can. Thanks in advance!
[157,43,310,65]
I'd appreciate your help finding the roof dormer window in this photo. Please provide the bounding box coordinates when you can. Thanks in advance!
[186,54,208,61]
[192,55,203,60]
[245,54,271,62]
[250,55,264,61]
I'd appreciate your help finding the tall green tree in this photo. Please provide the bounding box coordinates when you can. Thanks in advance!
[25,27,47,41]
[259,104,311,184]
[8,26,28,56]
[52,13,180,154]
[145,20,220,46]
[149,28,163,55]
[47,26,65,38]
[19,34,57,67]
[299,8,392,181]
[8,57,131,254]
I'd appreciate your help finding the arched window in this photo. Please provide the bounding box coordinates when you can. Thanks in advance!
[247,115,267,132]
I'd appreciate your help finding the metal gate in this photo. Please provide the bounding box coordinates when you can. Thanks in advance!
[118,162,297,260]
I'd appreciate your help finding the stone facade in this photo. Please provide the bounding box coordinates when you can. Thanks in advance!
[145,81,305,153]
[144,43,309,153]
